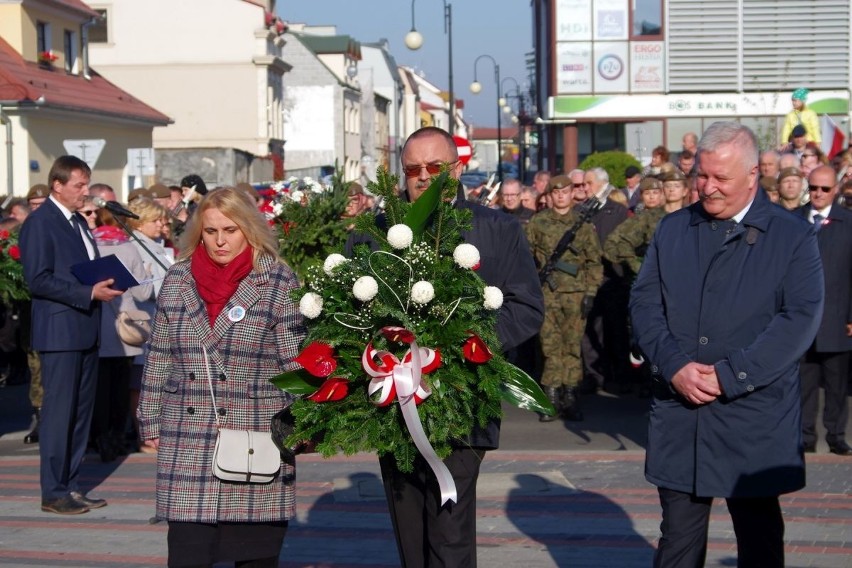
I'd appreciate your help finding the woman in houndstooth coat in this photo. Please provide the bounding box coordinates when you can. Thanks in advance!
[137,187,305,568]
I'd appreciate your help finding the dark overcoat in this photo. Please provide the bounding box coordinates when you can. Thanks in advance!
[137,254,305,523]
[630,190,824,498]
[794,204,852,353]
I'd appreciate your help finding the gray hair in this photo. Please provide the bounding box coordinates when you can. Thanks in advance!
[698,122,759,168]
[589,167,609,185]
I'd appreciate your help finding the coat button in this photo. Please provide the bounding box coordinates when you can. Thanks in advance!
[217,408,227,416]
[711,222,718,230]
[699,336,709,345]
[737,371,747,381]
[651,365,659,373]
[186,407,195,414]
[219,373,226,381]
[188,372,195,380]
[746,385,755,392]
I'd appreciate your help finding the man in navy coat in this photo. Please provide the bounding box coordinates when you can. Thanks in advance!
[356,127,544,568]
[630,122,824,567]
[19,156,123,514]
[796,165,852,455]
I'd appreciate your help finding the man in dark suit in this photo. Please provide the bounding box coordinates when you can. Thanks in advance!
[797,165,852,455]
[374,127,544,567]
[631,122,823,567]
[19,156,123,515]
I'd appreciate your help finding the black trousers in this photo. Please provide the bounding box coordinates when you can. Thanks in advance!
[800,350,850,446]
[379,448,485,568]
[654,488,784,568]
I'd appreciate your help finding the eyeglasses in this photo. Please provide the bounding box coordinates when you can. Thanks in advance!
[808,185,833,193]
[402,161,458,178]
[80,210,97,216]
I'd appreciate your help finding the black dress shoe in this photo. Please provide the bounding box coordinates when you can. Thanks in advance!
[827,441,852,456]
[41,496,89,515]
[70,491,108,509]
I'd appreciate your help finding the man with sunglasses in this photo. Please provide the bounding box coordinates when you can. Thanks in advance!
[796,166,852,456]
[365,126,543,568]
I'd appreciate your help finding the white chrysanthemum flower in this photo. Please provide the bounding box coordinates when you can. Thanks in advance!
[299,292,324,319]
[353,276,379,302]
[272,202,284,216]
[410,281,435,304]
[483,286,503,310]
[453,243,480,269]
[387,224,414,250]
[309,181,324,194]
[290,190,304,203]
[323,253,348,275]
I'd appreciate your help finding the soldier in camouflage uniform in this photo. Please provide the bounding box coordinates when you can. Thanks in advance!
[526,173,603,422]
[604,177,665,279]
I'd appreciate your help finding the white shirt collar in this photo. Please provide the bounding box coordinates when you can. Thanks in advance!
[49,194,75,221]
[730,198,755,224]
[809,204,832,222]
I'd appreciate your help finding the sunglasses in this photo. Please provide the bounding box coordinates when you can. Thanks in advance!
[402,161,457,178]
[80,210,97,216]
[808,185,833,193]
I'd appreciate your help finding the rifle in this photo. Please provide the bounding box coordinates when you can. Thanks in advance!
[475,173,501,206]
[538,188,610,291]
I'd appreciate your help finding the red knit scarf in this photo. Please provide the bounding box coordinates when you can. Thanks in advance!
[191,245,253,327]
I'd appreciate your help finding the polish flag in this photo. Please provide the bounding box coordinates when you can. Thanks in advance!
[820,114,846,160]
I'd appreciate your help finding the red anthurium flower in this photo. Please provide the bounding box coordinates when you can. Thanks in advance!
[7,245,20,261]
[462,334,492,364]
[381,326,415,344]
[472,261,481,270]
[307,377,350,402]
[295,342,337,377]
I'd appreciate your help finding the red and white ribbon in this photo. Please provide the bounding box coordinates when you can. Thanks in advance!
[361,342,457,505]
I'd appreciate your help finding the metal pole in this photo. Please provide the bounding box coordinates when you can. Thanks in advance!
[444,2,454,135]
[0,107,13,198]
[496,64,502,182]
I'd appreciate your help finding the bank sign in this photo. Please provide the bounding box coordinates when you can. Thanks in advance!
[549,91,850,119]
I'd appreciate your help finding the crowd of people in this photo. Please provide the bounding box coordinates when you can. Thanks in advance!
[0,98,850,566]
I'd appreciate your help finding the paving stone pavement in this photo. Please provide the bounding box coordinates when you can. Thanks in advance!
[1,383,850,567]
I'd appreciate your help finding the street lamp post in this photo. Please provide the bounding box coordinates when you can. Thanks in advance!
[405,0,454,135]
[470,54,502,182]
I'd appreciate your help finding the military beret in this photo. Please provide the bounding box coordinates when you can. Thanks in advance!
[639,177,662,192]
[759,176,778,192]
[127,187,150,202]
[791,125,807,137]
[26,183,49,201]
[662,170,687,183]
[778,167,805,181]
[148,183,170,199]
[346,181,365,197]
[547,175,573,192]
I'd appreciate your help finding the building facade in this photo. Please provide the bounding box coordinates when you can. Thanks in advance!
[533,0,852,172]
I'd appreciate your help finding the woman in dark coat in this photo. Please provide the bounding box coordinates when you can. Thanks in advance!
[138,187,305,567]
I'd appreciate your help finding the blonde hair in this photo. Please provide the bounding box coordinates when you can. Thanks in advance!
[127,197,168,229]
[178,187,280,267]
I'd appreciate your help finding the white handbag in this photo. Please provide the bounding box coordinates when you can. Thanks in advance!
[203,347,281,483]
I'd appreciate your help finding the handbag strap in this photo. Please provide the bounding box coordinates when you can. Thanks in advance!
[202,346,222,430]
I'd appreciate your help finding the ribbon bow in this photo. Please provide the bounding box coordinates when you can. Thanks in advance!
[361,340,456,505]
